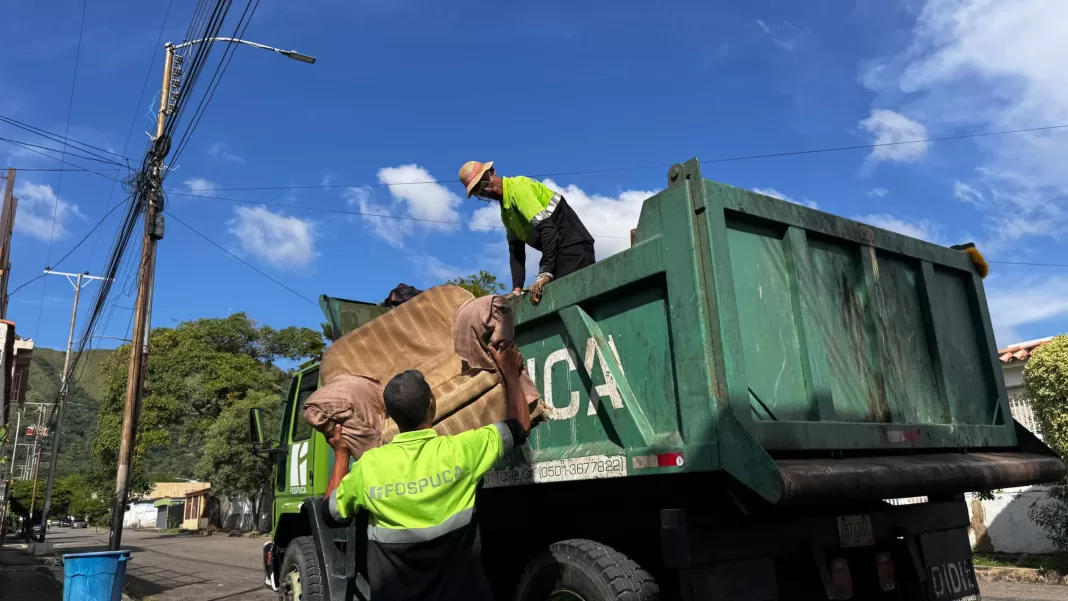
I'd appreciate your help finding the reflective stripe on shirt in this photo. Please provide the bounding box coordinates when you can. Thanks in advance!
[367,507,474,544]
[529,193,561,228]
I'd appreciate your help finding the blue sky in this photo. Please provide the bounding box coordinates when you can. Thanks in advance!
[3,0,1067,353]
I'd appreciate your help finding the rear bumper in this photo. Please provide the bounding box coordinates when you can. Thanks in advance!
[775,450,1066,505]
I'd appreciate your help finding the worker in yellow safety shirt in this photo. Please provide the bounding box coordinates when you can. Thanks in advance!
[459,161,595,304]
[324,342,532,601]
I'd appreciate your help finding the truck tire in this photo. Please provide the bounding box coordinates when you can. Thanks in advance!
[514,539,659,601]
[279,536,324,601]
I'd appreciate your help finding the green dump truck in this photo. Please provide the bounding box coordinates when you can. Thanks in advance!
[249,159,1066,601]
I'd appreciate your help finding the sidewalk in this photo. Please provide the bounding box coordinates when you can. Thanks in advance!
[0,541,63,601]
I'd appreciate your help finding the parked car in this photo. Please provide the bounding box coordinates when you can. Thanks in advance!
[71,518,87,528]
[57,519,72,527]
[31,523,44,536]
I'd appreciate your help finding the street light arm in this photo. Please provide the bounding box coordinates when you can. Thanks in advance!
[169,37,316,63]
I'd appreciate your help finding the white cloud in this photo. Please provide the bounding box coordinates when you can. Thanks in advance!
[751,187,819,209]
[183,178,218,197]
[347,165,463,246]
[345,186,410,248]
[410,254,465,282]
[858,109,929,166]
[854,213,942,243]
[540,179,656,258]
[227,206,318,268]
[953,181,982,205]
[868,187,890,198]
[753,19,802,52]
[466,181,656,287]
[469,203,501,233]
[206,142,245,164]
[861,0,1068,245]
[378,165,461,230]
[986,274,1068,345]
[14,182,84,241]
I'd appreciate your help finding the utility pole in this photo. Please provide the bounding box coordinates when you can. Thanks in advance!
[0,168,17,319]
[25,404,47,538]
[105,35,312,551]
[36,270,108,540]
[108,43,174,551]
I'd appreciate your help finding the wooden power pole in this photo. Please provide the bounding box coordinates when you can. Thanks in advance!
[0,168,17,319]
[108,44,175,551]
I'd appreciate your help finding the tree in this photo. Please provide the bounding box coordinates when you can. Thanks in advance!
[447,271,505,297]
[90,313,323,501]
[195,390,279,531]
[1023,334,1068,551]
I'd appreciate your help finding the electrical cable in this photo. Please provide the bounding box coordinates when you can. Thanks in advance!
[0,115,129,162]
[0,140,127,184]
[170,1,259,164]
[85,0,175,274]
[0,137,128,167]
[166,210,318,306]
[168,189,632,239]
[35,0,89,342]
[190,122,1068,193]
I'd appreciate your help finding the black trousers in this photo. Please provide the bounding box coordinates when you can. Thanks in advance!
[555,241,595,279]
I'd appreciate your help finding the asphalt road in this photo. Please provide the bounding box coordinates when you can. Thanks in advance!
[40,528,1064,600]
[47,528,274,601]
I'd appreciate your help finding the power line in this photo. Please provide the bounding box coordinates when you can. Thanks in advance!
[4,199,126,299]
[166,210,318,306]
[85,0,175,274]
[166,189,632,239]
[701,123,1068,165]
[0,115,130,162]
[36,0,89,341]
[0,139,127,184]
[191,121,1068,193]
[0,137,128,167]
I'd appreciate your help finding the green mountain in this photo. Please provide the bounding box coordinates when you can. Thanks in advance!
[18,347,200,482]
[21,348,113,478]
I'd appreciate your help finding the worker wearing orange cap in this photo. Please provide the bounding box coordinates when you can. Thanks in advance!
[459,161,594,304]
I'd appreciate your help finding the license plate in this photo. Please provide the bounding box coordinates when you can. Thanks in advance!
[837,514,875,548]
[920,529,982,601]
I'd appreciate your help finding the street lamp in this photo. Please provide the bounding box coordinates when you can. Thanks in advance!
[169,37,317,63]
[106,35,315,552]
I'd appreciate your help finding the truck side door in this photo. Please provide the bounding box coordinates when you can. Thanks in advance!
[276,368,320,503]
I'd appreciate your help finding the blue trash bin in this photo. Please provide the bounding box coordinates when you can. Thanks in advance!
[62,550,132,601]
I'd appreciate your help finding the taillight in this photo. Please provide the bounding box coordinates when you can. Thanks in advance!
[876,551,896,592]
[657,452,685,467]
[829,557,853,600]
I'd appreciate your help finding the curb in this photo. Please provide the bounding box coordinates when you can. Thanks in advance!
[976,565,1067,585]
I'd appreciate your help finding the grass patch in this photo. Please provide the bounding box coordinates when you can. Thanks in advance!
[972,553,1068,573]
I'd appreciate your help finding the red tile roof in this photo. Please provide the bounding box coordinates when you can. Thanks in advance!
[998,337,1054,364]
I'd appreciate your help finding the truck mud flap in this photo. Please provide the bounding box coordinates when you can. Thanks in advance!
[775,450,1065,505]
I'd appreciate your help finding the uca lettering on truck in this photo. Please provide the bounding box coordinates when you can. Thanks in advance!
[250,159,1066,601]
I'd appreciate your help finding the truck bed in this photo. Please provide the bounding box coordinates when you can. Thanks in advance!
[483,158,1064,503]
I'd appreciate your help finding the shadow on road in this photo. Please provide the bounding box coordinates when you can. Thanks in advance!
[49,542,211,597]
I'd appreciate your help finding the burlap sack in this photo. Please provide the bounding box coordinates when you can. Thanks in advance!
[319,285,545,445]
[301,374,384,459]
[452,294,542,416]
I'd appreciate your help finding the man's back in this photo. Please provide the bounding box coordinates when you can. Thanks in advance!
[330,423,520,601]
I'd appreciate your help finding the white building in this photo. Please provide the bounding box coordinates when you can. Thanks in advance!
[966,337,1057,554]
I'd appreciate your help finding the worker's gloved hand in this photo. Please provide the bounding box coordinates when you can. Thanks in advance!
[529,273,553,304]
